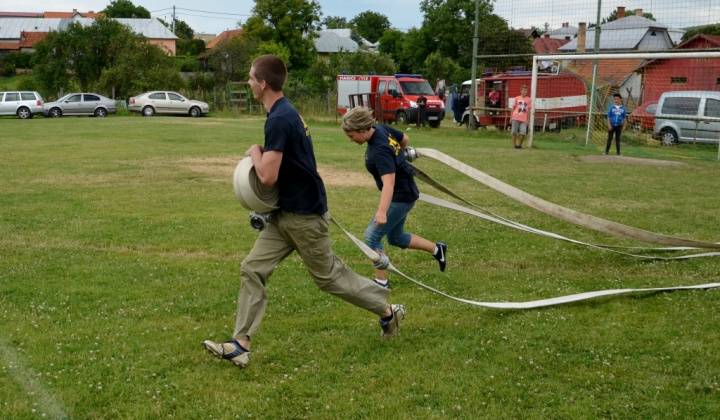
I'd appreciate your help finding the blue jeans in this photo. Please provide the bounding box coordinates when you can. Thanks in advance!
[364,201,415,253]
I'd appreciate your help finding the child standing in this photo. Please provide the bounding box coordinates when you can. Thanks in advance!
[511,85,532,149]
[605,93,627,156]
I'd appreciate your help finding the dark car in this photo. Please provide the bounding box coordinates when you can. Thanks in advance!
[628,100,658,133]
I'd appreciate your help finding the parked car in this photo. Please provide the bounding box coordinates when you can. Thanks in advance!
[128,91,209,117]
[44,93,118,118]
[0,91,44,119]
[628,100,657,133]
[652,91,720,145]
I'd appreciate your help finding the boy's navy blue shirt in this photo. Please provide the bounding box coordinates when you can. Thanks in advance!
[364,124,419,203]
[263,97,328,215]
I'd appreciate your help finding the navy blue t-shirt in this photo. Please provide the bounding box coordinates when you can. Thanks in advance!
[364,124,419,203]
[263,97,327,215]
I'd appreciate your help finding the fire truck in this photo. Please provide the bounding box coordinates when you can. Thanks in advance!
[337,74,446,128]
[459,70,588,132]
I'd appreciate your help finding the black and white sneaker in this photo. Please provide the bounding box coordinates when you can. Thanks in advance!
[434,242,447,272]
[375,279,390,289]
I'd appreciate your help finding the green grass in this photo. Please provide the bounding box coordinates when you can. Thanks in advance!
[1,116,719,419]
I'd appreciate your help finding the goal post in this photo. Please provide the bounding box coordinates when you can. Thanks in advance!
[527,51,720,158]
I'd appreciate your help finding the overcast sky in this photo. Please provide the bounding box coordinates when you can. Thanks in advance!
[5,0,719,36]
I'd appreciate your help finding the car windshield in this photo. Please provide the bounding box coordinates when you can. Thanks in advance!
[400,81,435,96]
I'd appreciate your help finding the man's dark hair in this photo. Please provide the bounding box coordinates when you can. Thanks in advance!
[614,93,622,99]
[251,55,287,92]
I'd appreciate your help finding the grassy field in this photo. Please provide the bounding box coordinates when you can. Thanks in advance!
[1,114,719,419]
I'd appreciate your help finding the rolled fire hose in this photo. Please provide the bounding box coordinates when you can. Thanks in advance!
[232,154,720,309]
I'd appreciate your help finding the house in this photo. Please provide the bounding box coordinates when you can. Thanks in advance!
[548,23,577,40]
[313,29,378,63]
[517,28,540,39]
[636,34,720,103]
[205,29,243,50]
[559,8,683,52]
[559,7,686,108]
[44,9,105,19]
[0,15,178,56]
[532,34,571,55]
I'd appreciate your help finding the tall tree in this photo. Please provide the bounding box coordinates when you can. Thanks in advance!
[378,29,406,69]
[322,16,348,29]
[242,0,321,70]
[158,18,195,40]
[350,11,391,44]
[102,0,151,18]
[33,19,181,98]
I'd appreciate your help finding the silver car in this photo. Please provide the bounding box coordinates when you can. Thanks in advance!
[0,91,44,119]
[44,93,118,118]
[128,91,210,117]
[652,91,720,145]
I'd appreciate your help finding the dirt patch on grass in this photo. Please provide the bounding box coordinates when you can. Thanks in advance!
[180,156,370,187]
[579,155,684,166]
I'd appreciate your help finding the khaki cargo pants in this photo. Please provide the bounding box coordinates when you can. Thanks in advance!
[233,211,391,341]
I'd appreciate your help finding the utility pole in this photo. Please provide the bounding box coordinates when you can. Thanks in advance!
[172,6,176,34]
[468,0,479,131]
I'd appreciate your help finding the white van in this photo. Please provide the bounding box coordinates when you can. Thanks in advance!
[652,91,720,145]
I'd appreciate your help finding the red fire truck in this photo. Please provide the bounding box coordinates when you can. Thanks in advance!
[337,74,446,128]
[459,70,588,132]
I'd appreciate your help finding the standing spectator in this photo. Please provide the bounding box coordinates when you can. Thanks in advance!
[511,85,532,149]
[203,55,406,370]
[605,93,627,156]
[416,92,427,128]
[341,106,447,289]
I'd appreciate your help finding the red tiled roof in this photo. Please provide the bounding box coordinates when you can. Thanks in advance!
[565,58,644,86]
[206,29,243,50]
[44,11,105,18]
[532,37,570,54]
[0,12,43,18]
[0,31,47,51]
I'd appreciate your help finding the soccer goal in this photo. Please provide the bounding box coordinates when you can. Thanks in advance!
[527,51,720,156]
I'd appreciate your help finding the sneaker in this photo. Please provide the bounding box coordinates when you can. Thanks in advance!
[617,153,622,156]
[203,340,251,368]
[375,279,390,289]
[434,242,447,272]
[517,146,523,149]
[603,152,608,155]
[379,304,406,339]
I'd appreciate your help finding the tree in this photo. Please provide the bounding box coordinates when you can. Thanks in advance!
[33,18,181,98]
[378,29,406,69]
[206,36,261,82]
[350,11,391,44]
[682,24,720,42]
[421,51,467,88]
[322,16,348,29]
[330,50,396,76]
[158,18,195,40]
[242,0,321,70]
[102,0,151,18]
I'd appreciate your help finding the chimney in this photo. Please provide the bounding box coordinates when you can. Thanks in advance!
[73,8,77,13]
[577,22,587,53]
[617,6,626,19]
[635,9,643,16]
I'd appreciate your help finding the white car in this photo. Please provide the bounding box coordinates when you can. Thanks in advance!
[128,91,210,117]
[0,91,44,119]
[44,93,118,118]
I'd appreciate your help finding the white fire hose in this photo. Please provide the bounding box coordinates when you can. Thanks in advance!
[232,152,720,309]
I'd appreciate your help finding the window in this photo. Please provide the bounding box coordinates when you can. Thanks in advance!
[661,97,700,116]
[0,93,4,101]
[20,92,37,100]
[149,93,166,100]
[377,81,386,95]
[388,81,399,96]
[84,94,100,101]
[168,93,183,101]
[5,93,19,101]
[670,77,687,84]
[67,95,82,102]
[704,99,720,118]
